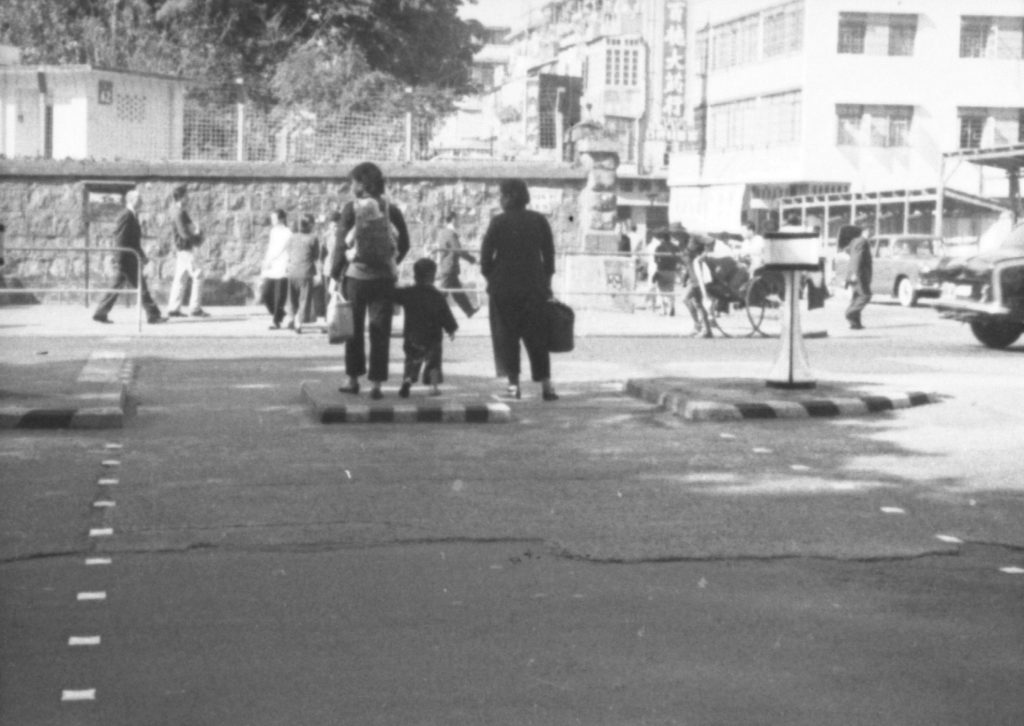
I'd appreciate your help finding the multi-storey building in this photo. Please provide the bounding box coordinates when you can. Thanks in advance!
[670,0,1024,238]
[461,0,684,234]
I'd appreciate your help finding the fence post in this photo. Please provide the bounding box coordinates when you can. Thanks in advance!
[235,78,246,162]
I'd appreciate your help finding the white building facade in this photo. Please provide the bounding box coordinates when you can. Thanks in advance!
[0,55,189,161]
[670,0,1024,235]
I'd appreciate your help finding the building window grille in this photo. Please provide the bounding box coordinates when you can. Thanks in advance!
[604,40,640,87]
[838,13,916,56]
[961,16,1024,59]
[837,13,866,54]
[708,91,800,150]
[836,105,912,147]
[836,104,862,146]
[707,1,802,69]
[958,111,985,149]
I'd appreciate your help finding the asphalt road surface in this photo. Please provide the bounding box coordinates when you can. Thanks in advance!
[1,299,1022,725]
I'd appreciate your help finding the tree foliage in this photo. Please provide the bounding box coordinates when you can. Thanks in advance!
[0,0,484,111]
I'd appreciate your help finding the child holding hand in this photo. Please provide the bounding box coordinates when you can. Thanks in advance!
[393,258,459,397]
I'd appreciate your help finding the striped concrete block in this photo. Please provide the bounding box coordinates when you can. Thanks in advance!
[301,382,512,424]
[0,404,124,429]
[626,378,941,422]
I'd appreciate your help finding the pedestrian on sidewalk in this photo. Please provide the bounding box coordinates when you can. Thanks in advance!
[261,209,291,329]
[330,161,411,400]
[92,189,165,325]
[286,214,321,332]
[839,224,872,330]
[651,228,682,316]
[480,178,559,402]
[431,210,479,318]
[393,258,458,398]
[166,185,210,318]
[679,227,713,337]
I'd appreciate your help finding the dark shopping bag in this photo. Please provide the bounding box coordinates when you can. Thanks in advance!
[327,294,354,344]
[546,299,575,353]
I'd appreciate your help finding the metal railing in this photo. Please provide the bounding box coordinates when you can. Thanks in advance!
[0,246,146,332]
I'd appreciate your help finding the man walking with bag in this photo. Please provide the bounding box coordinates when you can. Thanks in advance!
[166,184,210,318]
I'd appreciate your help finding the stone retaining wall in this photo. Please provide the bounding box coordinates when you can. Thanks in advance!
[0,160,587,305]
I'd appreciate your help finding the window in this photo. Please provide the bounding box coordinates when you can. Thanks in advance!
[888,17,917,55]
[836,105,913,147]
[958,107,1024,147]
[959,111,985,148]
[836,104,862,145]
[961,16,1024,59]
[763,1,803,58]
[869,106,912,147]
[837,13,866,54]
[838,13,917,56]
[706,1,802,71]
[708,91,801,150]
[605,39,640,86]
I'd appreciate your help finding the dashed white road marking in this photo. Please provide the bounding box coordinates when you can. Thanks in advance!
[93,500,116,509]
[752,447,772,454]
[790,464,811,472]
[61,689,96,702]
[68,636,101,647]
[85,558,112,566]
[104,443,123,450]
[345,470,352,479]
[880,507,906,515]
[97,478,119,486]
[101,460,120,468]
[719,433,736,439]
[77,592,107,601]
[88,528,113,538]
[935,534,963,544]
[999,566,1024,575]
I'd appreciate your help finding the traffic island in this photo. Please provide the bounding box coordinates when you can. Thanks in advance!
[300,381,512,424]
[626,377,941,422]
[0,389,127,429]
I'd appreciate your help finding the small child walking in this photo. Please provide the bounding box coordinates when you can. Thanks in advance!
[393,258,459,397]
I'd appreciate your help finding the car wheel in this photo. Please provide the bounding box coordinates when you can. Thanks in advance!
[969,319,1024,349]
[896,277,917,307]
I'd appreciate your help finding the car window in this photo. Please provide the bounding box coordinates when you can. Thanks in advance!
[876,239,892,258]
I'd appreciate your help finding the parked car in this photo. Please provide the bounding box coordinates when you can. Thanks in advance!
[921,222,1024,349]
[834,234,943,307]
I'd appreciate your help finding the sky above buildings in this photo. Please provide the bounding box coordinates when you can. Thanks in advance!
[459,0,541,28]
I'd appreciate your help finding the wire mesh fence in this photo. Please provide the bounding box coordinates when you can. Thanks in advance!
[183,94,436,164]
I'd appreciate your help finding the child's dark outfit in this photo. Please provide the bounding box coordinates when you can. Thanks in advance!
[394,282,458,390]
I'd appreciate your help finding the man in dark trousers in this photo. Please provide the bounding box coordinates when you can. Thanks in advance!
[92,189,165,325]
[839,224,872,329]
[432,211,479,318]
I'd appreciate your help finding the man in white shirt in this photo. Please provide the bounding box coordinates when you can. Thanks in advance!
[261,209,292,329]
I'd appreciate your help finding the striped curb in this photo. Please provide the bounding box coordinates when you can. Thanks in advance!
[625,379,940,422]
[0,400,124,429]
[0,351,132,430]
[300,382,512,424]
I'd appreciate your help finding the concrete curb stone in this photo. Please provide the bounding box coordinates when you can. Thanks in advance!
[625,379,941,423]
[300,381,512,424]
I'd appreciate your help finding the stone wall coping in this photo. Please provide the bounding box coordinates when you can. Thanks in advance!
[0,159,589,183]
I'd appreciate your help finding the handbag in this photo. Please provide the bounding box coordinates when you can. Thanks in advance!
[327,293,354,345]
[546,299,575,353]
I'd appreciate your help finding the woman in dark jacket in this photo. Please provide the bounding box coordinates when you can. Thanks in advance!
[480,179,558,401]
[839,224,872,330]
[329,161,410,399]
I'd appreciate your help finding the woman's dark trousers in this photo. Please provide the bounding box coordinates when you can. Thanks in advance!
[343,277,395,382]
[489,289,550,382]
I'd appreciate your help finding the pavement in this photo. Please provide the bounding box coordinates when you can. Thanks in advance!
[0,300,940,427]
